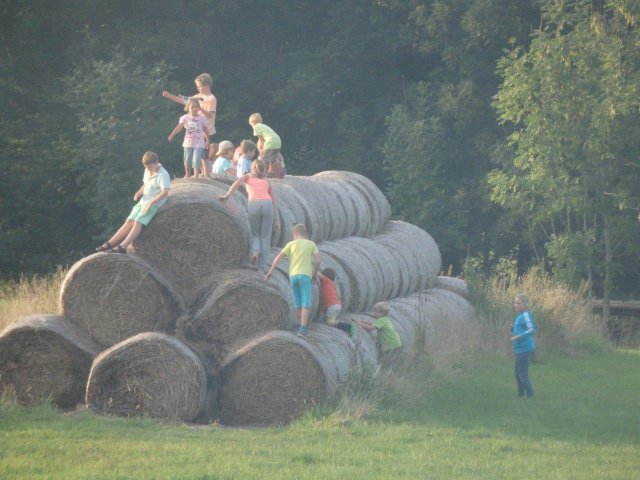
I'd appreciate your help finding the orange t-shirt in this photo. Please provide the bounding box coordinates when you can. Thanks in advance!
[320,277,341,309]
[245,176,272,201]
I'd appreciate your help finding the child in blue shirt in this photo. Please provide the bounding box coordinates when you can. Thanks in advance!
[510,293,536,397]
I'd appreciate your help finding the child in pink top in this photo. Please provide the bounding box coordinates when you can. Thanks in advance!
[218,159,279,272]
[168,98,210,178]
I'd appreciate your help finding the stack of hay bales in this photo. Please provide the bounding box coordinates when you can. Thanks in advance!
[0,170,474,426]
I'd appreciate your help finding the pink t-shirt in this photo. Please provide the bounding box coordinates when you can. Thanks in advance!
[179,114,208,148]
[245,176,272,201]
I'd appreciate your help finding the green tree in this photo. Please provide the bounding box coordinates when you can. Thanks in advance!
[64,50,177,237]
[492,0,640,314]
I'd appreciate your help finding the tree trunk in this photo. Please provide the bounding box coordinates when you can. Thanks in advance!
[602,212,612,325]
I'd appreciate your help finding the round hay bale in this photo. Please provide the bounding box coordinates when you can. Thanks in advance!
[313,170,391,236]
[371,233,415,297]
[281,176,333,241]
[436,276,469,299]
[0,315,101,408]
[381,221,442,289]
[130,180,251,302]
[179,269,294,366]
[218,323,357,426]
[269,182,316,246]
[309,179,349,239]
[59,253,185,346]
[86,332,208,421]
[337,237,398,302]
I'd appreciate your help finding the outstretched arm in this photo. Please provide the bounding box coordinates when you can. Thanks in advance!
[162,91,187,105]
[218,175,248,201]
[264,250,286,282]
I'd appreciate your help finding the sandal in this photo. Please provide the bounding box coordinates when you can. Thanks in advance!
[108,245,127,254]
[95,241,112,252]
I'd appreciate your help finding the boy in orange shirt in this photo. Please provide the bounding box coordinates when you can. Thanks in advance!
[317,268,351,334]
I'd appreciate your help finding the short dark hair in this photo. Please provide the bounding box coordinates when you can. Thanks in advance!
[321,268,335,280]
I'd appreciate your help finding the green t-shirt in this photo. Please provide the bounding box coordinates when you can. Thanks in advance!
[281,238,318,277]
[252,123,281,150]
[372,316,402,351]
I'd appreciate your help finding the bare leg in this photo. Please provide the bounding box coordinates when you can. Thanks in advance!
[107,220,134,247]
[300,307,309,327]
[201,158,210,178]
[119,221,144,248]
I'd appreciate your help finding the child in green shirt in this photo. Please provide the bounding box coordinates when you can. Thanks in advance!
[353,302,402,367]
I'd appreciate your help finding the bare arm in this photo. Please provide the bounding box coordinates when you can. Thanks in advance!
[264,250,286,282]
[312,252,320,279]
[168,123,183,141]
[353,318,375,331]
[162,91,187,105]
[133,184,145,201]
[218,175,248,200]
[141,188,169,214]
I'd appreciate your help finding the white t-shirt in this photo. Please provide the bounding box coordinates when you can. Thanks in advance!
[142,165,171,206]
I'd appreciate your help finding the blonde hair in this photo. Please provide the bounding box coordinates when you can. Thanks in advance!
[195,73,212,87]
[249,113,263,125]
[142,151,159,166]
[515,293,530,309]
[292,223,307,237]
[184,98,200,113]
[251,159,267,178]
[373,302,390,316]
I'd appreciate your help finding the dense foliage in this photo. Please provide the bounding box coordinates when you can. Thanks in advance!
[1,0,639,299]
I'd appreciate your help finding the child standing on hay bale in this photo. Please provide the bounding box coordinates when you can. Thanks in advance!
[236,140,257,178]
[168,98,210,178]
[163,73,217,176]
[95,152,170,254]
[353,302,402,367]
[249,113,285,178]
[218,159,279,272]
[211,140,235,176]
[265,224,319,337]
[316,268,351,335]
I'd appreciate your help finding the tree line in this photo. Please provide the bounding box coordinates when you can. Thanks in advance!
[1,0,639,302]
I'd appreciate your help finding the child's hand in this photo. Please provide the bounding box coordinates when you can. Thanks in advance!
[217,194,228,201]
[162,91,170,98]
[134,191,142,201]
[168,135,173,142]
[142,203,151,215]
[264,271,272,282]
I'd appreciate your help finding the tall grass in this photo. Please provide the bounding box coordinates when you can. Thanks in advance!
[0,267,67,331]
[332,261,607,421]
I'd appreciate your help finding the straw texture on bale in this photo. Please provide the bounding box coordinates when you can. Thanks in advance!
[381,221,441,289]
[179,269,294,366]
[86,332,208,421]
[130,180,251,301]
[269,182,316,246]
[218,324,359,426]
[436,276,469,299]
[0,315,101,408]
[59,253,185,346]
[313,170,391,236]
[280,176,333,242]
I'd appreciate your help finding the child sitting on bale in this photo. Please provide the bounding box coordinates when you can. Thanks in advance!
[95,151,170,254]
[265,224,319,337]
[316,268,351,335]
[353,302,402,368]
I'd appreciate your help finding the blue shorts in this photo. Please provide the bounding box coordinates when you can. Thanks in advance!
[127,202,160,226]
[183,147,205,169]
[290,274,312,309]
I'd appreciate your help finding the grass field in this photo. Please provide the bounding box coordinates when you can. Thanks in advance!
[1,346,638,480]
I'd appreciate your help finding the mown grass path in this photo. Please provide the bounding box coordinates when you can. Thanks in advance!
[1,349,638,479]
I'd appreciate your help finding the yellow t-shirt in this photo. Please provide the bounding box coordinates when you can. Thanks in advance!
[281,238,318,277]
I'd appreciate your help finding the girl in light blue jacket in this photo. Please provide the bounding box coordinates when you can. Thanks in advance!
[510,294,536,397]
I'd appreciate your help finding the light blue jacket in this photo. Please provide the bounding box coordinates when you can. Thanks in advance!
[512,310,536,353]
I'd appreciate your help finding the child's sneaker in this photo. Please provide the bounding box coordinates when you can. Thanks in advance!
[297,325,309,337]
